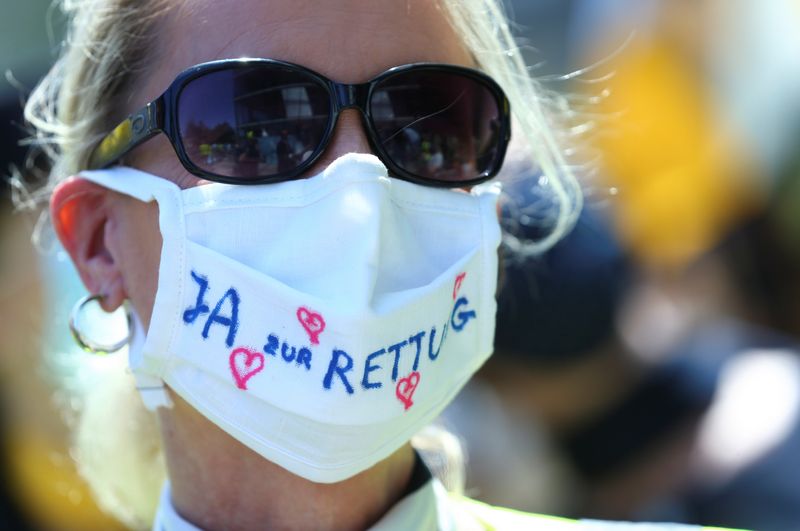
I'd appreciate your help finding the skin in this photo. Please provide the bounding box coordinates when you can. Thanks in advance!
[50,1,475,529]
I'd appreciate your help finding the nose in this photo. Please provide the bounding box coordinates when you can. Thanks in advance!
[305,109,374,175]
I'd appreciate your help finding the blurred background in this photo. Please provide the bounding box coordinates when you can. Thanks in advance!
[2,1,800,530]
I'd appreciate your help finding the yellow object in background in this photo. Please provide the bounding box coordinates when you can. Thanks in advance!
[593,41,763,270]
[0,209,126,531]
[7,430,127,531]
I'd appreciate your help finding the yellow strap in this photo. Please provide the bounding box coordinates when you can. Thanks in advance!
[449,493,751,531]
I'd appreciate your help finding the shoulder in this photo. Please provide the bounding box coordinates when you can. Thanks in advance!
[444,492,749,531]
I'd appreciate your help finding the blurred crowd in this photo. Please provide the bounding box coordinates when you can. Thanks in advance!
[2,1,800,530]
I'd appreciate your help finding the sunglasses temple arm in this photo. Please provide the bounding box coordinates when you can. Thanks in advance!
[87,100,162,170]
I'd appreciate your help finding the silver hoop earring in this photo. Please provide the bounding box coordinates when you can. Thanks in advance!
[69,294,134,355]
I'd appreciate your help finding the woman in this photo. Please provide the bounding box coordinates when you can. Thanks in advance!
[22,0,740,529]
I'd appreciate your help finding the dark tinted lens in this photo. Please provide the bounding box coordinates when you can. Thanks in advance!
[178,65,331,180]
[370,70,503,183]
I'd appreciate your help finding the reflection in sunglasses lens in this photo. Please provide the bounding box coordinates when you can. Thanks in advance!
[177,65,502,183]
[370,70,501,182]
[178,67,331,180]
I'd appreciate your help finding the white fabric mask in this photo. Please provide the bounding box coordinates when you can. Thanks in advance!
[79,153,502,483]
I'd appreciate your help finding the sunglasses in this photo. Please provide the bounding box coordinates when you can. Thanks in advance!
[88,59,511,188]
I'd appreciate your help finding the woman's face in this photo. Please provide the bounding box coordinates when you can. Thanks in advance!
[104,0,474,328]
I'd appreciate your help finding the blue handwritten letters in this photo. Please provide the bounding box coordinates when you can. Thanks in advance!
[323,296,476,394]
[263,333,313,370]
[182,270,477,394]
[183,271,240,347]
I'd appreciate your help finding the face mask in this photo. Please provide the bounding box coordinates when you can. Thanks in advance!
[79,153,501,483]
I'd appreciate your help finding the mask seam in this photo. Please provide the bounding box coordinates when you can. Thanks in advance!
[478,198,487,354]
[164,186,187,378]
[479,192,501,358]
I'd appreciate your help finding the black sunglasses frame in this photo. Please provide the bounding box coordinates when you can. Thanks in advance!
[88,58,512,188]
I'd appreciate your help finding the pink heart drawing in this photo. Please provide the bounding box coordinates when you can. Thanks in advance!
[396,371,421,411]
[296,306,326,345]
[229,347,265,390]
[453,272,467,300]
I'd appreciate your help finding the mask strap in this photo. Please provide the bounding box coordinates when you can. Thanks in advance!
[136,373,173,410]
[79,166,181,202]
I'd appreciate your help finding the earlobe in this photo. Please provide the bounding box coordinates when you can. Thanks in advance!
[50,177,126,311]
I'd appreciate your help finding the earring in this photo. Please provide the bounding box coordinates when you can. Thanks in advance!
[69,294,134,355]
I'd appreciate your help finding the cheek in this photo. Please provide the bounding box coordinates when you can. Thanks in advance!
[107,196,163,329]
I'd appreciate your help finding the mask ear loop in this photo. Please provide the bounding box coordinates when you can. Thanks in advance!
[69,294,134,355]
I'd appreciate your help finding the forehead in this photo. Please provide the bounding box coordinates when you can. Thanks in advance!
[141,0,472,102]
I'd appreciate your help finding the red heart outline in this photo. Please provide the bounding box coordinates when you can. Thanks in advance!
[296,307,326,345]
[396,371,421,411]
[229,347,265,390]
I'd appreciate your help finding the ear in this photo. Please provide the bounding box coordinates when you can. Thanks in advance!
[50,177,126,312]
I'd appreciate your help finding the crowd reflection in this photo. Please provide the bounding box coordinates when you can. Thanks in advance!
[177,66,499,181]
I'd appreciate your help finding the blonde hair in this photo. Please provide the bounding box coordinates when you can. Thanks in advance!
[440,0,583,252]
[18,0,171,210]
